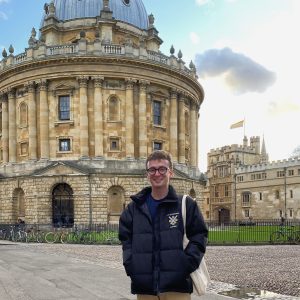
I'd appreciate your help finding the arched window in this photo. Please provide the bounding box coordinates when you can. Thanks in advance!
[108,96,119,121]
[19,102,28,127]
[52,183,74,227]
[108,186,125,222]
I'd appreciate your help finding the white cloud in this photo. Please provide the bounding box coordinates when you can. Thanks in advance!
[195,0,212,6]
[0,11,7,20]
[0,0,9,4]
[189,32,200,45]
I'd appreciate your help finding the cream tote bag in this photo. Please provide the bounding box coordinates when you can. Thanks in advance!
[182,195,210,296]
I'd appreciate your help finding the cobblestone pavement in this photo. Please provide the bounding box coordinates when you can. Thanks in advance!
[11,243,300,299]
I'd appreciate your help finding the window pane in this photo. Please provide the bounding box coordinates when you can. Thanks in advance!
[153,142,162,150]
[153,101,161,125]
[59,96,70,120]
[59,139,70,151]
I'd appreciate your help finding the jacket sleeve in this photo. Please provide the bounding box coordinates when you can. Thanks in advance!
[118,203,134,276]
[184,196,208,274]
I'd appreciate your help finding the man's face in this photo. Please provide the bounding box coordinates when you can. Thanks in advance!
[146,159,173,190]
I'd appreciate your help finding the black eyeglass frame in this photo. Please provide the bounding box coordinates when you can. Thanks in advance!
[146,166,170,175]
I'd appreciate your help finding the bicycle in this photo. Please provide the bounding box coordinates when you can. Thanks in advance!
[45,228,67,243]
[62,225,93,244]
[26,227,45,243]
[270,226,300,245]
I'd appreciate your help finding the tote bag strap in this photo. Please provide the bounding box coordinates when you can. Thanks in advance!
[182,194,187,234]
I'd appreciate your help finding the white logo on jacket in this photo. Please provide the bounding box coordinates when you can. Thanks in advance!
[167,213,179,228]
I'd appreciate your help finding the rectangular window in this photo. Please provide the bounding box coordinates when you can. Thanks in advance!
[259,192,262,200]
[298,169,300,175]
[110,138,120,151]
[289,209,293,218]
[59,139,71,151]
[262,172,267,179]
[224,185,229,197]
[242,193,251,206]
[279,210,283,217]
[237,176,243,182]
[290,190,293,198]
[153,142,162,150]
[251,174,255,180]
[277,171,285,177]
[153,101,161,125]
[59,95,70,120]
[275,190,280,199]
[244,209,250,218]
[206,198,210,205]
[288,170,294,176]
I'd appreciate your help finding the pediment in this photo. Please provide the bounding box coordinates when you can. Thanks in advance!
[149,89,168,98]
[52,83,75,96]
[33,161,89,176]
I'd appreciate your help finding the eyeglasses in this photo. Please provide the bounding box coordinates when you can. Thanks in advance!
[146,166,169,176]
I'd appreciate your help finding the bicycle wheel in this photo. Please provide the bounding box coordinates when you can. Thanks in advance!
[270,231,283,244]
[45,232,57,243]
[60,232,69,244]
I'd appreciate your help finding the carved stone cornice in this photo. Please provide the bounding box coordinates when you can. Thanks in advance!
[77,75,89,88]
[91,75,104,88]
[170,88,179,99]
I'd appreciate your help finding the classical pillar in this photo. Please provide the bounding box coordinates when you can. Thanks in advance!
[39,79,49,160]
[26,81,37,160]
[169,89,178,162]
[178,94,185,164]
[196,107,199,167]
[8,88,17,162]
[92,76,104,158]
[125,78,136,159]
[138,80,149,159]
[1,95,9,163]
[190,100,197,167]
[77,76,89,158]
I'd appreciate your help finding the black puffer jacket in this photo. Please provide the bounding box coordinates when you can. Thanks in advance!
[118,185,208,295]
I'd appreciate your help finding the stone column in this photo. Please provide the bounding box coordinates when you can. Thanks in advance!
[190,100,197,167]
[77,76,89,158]
[125,78,136,159]
[138,80,149,159]
[8,88,17,163]
[92,76,104,158]
[178,94,185,164]
[1,94,9,163]
[39,79,49,160]
[169,89,178,162]
[26,81,37,160]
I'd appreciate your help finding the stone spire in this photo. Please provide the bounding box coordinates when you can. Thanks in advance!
[260,136,269,163]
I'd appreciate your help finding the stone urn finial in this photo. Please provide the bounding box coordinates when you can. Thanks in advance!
[8,44,14,55]
[148,14,154,27]
[170,45,175,55]
[31,27,37,38]
[80,30,86,39]
[2,48,7,58]
[178,50,183,59]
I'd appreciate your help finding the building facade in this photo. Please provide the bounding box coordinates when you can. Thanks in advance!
[0,0,205,226]
[206,136,300,222]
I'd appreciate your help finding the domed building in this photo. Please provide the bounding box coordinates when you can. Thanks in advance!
[0,0,205,226]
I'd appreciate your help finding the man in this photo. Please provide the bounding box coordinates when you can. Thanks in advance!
[119,150,208,300]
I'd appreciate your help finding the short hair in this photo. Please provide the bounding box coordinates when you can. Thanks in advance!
[146,150,173,169]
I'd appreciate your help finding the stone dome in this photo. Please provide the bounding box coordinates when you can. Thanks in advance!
[290,145,300,159]
[44,0,149,29]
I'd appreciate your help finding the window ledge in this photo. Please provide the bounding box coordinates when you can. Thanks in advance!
[55,120,74,126]
[153,124,166,130]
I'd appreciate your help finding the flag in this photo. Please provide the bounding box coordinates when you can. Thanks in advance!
[230,120,244,129]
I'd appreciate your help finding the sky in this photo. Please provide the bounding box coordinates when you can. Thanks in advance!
[1,0,299,171]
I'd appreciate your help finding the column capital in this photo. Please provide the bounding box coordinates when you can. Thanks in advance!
[91,76,104,88]
[0,90,8,102]
[139,79,150,92]
[7,87,16,99]
[125,78,137,89]
[24,81,36,93]
[169,88,179,98]
[36,79,48,91]
[77,75,89,87]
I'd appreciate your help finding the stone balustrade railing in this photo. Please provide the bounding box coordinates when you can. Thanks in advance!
[1,41,196,78]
